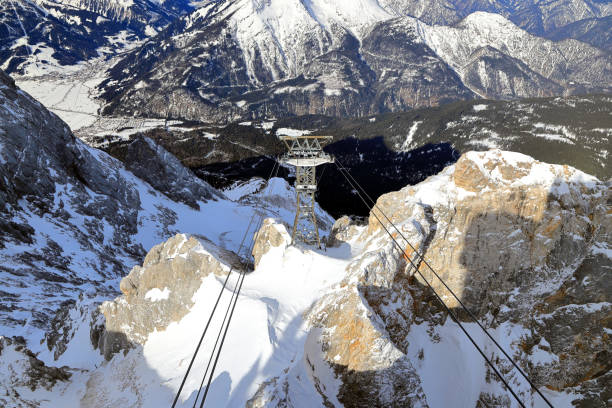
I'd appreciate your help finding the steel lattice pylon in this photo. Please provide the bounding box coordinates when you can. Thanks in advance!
[280,136,333,248]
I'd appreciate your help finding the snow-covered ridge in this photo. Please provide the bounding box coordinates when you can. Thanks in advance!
[0,0,191,75]
[413,11,610,88]
[99,0,610,123]
[38,148,608,408]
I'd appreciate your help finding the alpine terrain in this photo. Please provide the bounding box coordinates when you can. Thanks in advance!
[0,0,611,407]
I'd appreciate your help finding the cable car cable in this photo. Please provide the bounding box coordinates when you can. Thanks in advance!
[334,160,527,408]
[192,160,280,407]
[170,185,264,408]
[198,162,280,408]
[334,157,552,407]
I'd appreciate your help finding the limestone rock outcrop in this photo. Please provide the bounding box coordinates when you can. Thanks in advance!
[261,150,609,407]
[98,234,239,359]
[327,216,363,247]
[252,218,291,269]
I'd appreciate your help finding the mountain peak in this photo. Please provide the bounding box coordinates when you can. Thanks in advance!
[460,11,517,29]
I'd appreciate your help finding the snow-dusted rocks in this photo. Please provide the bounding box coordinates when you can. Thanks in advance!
[74,220,349,407]
[252,219,291,269]
[0,69,262,342]
[368,150,608,313]
[100,234,238,359]
[0,336,72,407]
[327,215,362,247]
[414,12,611,99]
[6,145,606,406]
[119,135,223,209]
[250,150,609,406]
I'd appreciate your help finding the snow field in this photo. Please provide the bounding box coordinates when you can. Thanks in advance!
[405,319,575,408]
[16,71,103,130]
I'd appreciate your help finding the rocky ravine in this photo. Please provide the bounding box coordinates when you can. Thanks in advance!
[25,149,609,407]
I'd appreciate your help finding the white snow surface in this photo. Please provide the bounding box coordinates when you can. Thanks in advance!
[149,242,351,407]
[400,120,423,151]
[276,127,313,137]
[412,11,607,88]
[144,287,171,301]
[59,227,353,407]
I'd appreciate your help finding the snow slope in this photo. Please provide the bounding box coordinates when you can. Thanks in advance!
[0,69,333,356]
[83,237,353,407]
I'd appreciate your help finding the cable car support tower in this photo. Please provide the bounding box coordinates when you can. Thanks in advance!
[280,136,333,248]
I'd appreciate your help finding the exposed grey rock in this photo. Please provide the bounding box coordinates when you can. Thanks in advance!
[549,15,612,52]
[120,135,223,209]
[461,45,565,99]
[0,336,72,408]
[0,69,224,336]
[361,18,474,110]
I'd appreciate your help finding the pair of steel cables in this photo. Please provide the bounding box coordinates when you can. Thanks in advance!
[332,157,553,408]
[172,159,280,408]
[173,154,551,407]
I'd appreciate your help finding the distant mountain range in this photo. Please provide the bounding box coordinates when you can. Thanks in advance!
[96,0,612,122]
[0,0,192,73]
[2,0,610,124]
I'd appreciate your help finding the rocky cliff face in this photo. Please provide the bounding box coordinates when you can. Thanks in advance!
[0,67,221,340]
[98,234,239,359]
[252,150,610,407]
[117,135,223,209]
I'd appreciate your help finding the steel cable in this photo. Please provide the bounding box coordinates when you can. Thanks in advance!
[170,162,278,407]
[334,159,528,408]
[334,156,553,407]
[195,160,280,408]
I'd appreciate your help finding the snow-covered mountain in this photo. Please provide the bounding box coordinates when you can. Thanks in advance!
[0,0,192,74]
[386,0,612,41]
[98,0,611,123]
[4,147,608,407]
[548,14,612,52]
[0,68,331,344]
[3,0,609,131]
